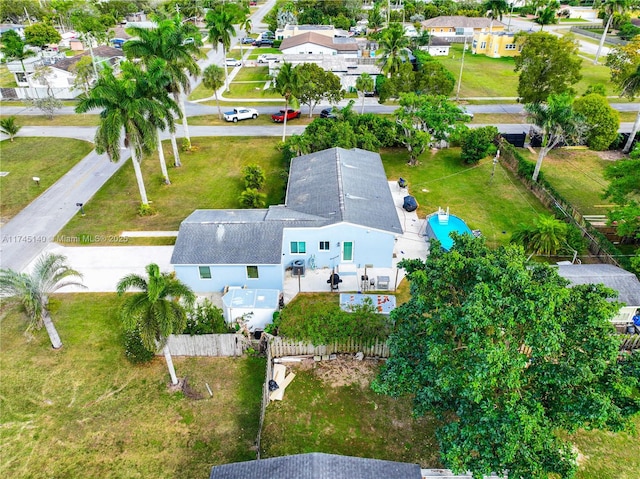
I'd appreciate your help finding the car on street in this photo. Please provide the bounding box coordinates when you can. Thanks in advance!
[320,108,337,119]
[271,109,301,123]
[225,58,241,67]
[458,107,474,120]
[241,37,255,44]
[252,38,274,47]
[224,108,259,123]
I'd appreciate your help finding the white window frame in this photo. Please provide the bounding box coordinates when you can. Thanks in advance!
[199,266,212,279]
[319,241,330,251]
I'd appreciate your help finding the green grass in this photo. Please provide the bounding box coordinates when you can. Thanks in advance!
[0,65,17,87]
[527,149,612,216]
[0,294,265,479]
[381,147,549,246]
[0,137,93,222]
[58,137,287,240]
[0,113,100,126]
[439,44,616,97]
[261,359,442,466]
[188,113,314,127]
[233,66,270,82]
[223,81,281,99]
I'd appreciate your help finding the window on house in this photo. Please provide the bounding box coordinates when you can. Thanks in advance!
[16,72,26,83]
[290,241,306,254]
[480,42,486,49]
[199,266,212,279]
[319,241,330,251]
[505,44,516,50]
[246,266,259,279]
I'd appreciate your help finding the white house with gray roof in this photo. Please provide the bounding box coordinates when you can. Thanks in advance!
[171,148,402,293]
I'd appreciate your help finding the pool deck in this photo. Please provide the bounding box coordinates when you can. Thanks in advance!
[282,181,430,302]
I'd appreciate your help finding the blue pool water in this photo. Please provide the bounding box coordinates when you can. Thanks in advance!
[427,214,472,251]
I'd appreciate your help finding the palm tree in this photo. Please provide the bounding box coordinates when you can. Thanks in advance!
[355,73,374,114]
[75,63,166,206]
[377,23,410,78]
[206,9,236,92]
[620,65,640,152]
[273,62,302,142]
[511,215,569,256]
[0,116,21,141]
[117,264,195,385]
[0,30,36,75]
[535,1,560,30]
[0,253,84,349]
[202,65,226,120]
[483,0,509,32]
[525,93,585,182]
[607,38,640,152]
[595,0,630,64]
[124,16,202,159]
[239,14,252,63]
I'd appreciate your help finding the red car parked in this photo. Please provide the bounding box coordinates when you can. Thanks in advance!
[271,109,301,123]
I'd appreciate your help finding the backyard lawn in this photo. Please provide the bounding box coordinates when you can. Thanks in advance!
[438,44,615,98]
[382,147,549,246]
[0,294,265,479]
[0,137,93,222]
[0,113,100,126]
[58,137,286,242]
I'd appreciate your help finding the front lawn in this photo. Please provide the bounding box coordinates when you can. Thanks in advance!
[382,147,549,246]
[0,294,264,479]
[0,137,93,222]
[0,114,100,126]
[58,137,286,241]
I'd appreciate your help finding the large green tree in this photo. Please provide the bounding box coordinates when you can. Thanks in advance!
[295,63,344,117]
[75,62,173,206]
[535,0,560,30]
[0,253,84,349]
[606,36,640,152]
[482,0,509,31]
[0,30,36,74]
[603,149,640,241]
[125,15,202,156]
[573,93,620,151]
[202,64,226,120]
[24,21,61,49]
[525,92,586,182]
[117,263,195,385]
[273,62,302,141]
[206,8,236,92]
[373,234,640,479]
[377,23,411,78]
[514,32,582,104]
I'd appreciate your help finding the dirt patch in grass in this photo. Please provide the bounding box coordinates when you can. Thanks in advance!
[292,355,381,389]
[595,150,626,161]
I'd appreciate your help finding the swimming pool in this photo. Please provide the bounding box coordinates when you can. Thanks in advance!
[426,213,472,251]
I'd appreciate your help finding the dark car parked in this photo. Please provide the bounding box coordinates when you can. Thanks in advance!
[252,38,274,47]
[320,108,337,119]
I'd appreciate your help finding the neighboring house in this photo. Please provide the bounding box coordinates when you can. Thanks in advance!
[420,37,452,56]
[171,148,403,293]
[275,24,350,40]
[556,264,640,324]
[209,453,423,479]
[421,16,506,39]
[472,31,522,58]
[0,23,25,39]
[280,32,360,58]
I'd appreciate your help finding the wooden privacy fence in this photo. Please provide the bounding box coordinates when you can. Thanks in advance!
[620,334,640,351]
[164,334,249,356]
[267,336,390,358]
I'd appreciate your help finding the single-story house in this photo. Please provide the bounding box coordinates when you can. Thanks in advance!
[472,31,523,58]
[421,16,506,38]
[275,24,350,40]
[171,148,403,293]
[556,264,640,324]
[280,32,360,58]
[0,23,25,39]
[420,36,452,56]
[209,453,423,479]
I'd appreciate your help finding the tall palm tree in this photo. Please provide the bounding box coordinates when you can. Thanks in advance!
[0,30,36,75]
[239,14,252,63]
[483,0,509,32]
[206,9,236,92]
[124,16,202,159]
[607,38,640,152]
[273,62,302,142]
[355,73,374,114]
[377,23,410,78]
[526,93,585,182]
[117,263,195,385]
[595,0,630,64]
[620,65,640,152]
[202,64,226,120]
[75,63,167,206]
[0,253,84,349]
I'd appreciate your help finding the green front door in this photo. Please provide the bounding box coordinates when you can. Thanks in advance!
[342,241,353,262]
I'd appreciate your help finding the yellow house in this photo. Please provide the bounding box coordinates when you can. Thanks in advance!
[472,31,523,58]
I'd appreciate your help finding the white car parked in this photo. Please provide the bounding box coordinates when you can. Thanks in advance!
[225,58,241,67]
[223,108,259,123]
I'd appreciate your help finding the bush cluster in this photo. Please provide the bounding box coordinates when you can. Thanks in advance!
[183,299,229,335]
[123,326,155,364]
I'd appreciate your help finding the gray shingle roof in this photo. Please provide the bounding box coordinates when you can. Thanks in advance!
[280,32,359,52]
[209,453,422,479]
[51,46,123,72]
[556,264,640,306]
[286,148,402,234]
[421,16,506,29]
[171,208,328,265]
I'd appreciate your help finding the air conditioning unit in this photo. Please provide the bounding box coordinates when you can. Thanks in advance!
[292,259,305,276]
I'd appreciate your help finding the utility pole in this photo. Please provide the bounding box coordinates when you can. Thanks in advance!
[456,36,468,101]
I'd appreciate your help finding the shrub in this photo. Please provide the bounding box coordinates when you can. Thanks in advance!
[239,188,266,208]
[123,326,155,364]
[183,299,228,335]
[460,126,499,164]
[573,94,619,151]
[137,203,156,216]
[242,164,266,190]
